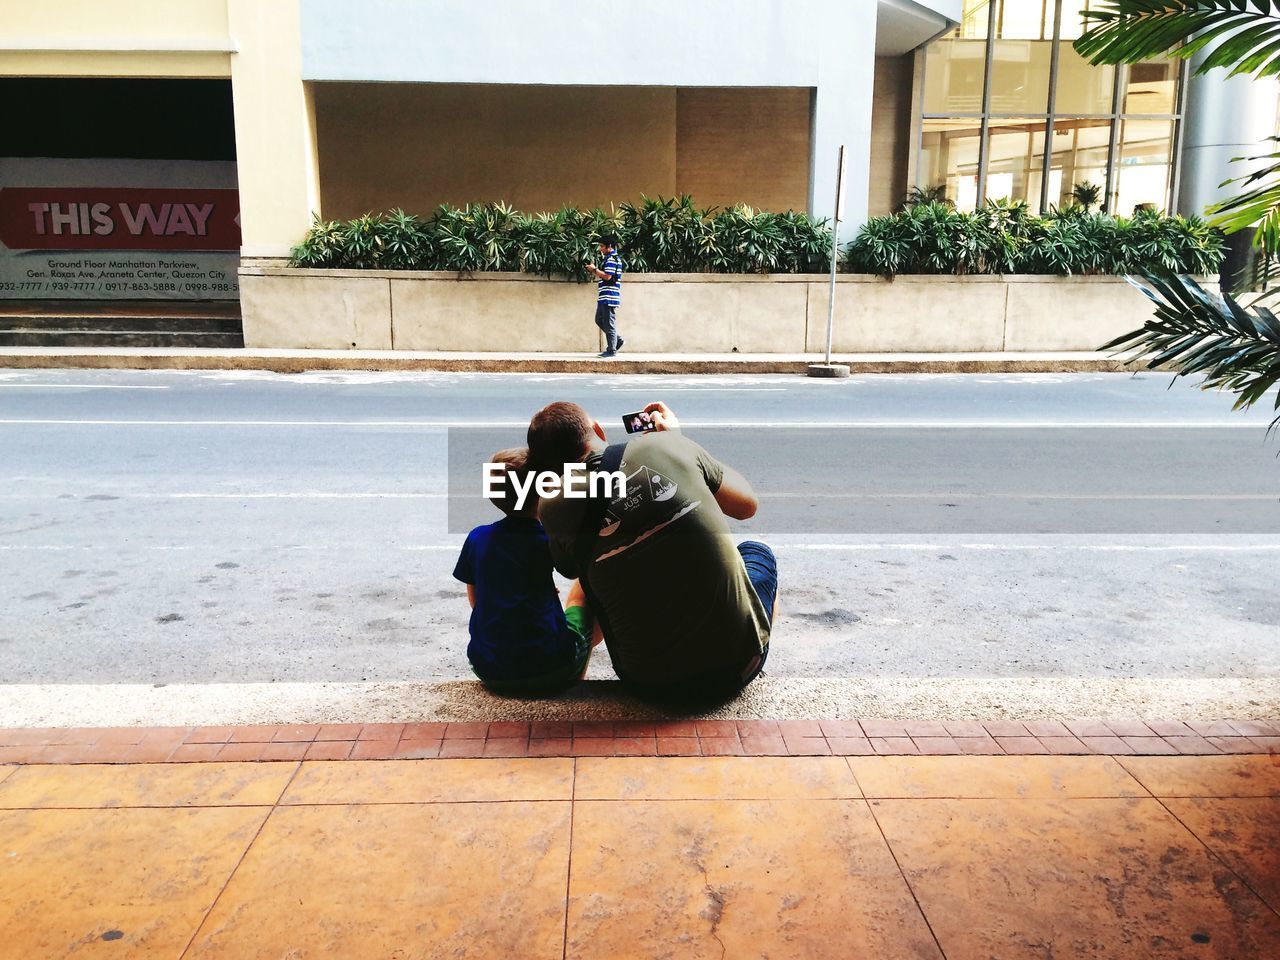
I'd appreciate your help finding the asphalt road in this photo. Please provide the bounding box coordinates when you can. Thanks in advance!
[2,368,1278,723]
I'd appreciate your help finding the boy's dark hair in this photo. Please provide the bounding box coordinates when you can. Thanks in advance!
[598,233,618,248]
[488,447,532,516]
[527,401,594,471]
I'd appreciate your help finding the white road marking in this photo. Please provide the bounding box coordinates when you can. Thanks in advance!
[0,419,1266,428]
[2,542,1278,552]
[777,543,1280,552]
[166,492,449,499]
[0,544,460,552]
[762,493,1280,500]
[0,491,1274,501]
[0,492,451,499]
[0,384,170,390]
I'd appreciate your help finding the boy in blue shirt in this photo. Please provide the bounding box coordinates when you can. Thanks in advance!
[453,447,594,695]
[584,234,624,358]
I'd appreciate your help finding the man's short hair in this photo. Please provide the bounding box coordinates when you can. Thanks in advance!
[528,401,594,470]
[487,447,531,516]
[598,233,618,248]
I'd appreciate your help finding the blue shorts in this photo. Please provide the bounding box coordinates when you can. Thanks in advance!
[737,540,778,628]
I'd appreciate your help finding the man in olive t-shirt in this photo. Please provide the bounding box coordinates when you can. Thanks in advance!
[528,400,777,701]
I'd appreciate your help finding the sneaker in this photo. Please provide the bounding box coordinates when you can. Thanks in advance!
[615,337,625,353]
[597,350,617,358]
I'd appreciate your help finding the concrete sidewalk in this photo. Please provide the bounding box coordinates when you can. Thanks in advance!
[1,750,1277,958]
[0,345,1131,374]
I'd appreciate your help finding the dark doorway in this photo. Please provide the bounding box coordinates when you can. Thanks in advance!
[0,78,236,160]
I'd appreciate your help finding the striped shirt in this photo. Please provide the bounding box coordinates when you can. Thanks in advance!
[597,251,623,305]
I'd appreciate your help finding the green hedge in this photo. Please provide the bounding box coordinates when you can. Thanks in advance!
[846,200,1224,278]
[289,197,831,277]
[290,196,1224,279]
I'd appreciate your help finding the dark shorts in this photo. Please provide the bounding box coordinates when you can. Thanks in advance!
[470,614,591,697]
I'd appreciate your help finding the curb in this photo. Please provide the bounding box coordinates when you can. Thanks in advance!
[2,719,1275,764]
[0,352,1133,375]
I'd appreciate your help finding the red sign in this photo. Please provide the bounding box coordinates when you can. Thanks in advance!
[0,188,241,251]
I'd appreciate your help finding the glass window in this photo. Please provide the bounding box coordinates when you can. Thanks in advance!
[995,0,1052,39]
[1054,49,1115,114]
[985,119,1048,203]
[1044,118,1111,209]
[924,39,989,114]
[989,40,1052,115]
[1124,59,1178,115]
[1057,0,1104,40]
[1054,0,1114,115]
[989,0,1054,115]
[923,0,991,114]
[915,0,1179,217]
[921,118,983,210]
[958,0,994,38]
[1113,119,1175,213]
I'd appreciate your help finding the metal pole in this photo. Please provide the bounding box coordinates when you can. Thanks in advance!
[1103,64,1124,213]
[808,146,850,378]
[975,0,998,206]
[826,145,845,366]
[1168,53,1190,214]
[1040,0,1064,214]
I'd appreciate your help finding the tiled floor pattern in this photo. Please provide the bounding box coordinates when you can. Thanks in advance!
[0,755,1278,958]
[1,718,1277,764]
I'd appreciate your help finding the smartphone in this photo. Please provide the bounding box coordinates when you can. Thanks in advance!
[622,410,656,434]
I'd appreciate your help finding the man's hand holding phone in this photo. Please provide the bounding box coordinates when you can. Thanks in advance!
[643,401,679,431]
[621,403,679,434]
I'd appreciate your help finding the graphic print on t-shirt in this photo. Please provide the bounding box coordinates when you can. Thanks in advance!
[593,461,698,563]
[645,466,677,502]
[599,508,622,537]
[613,464,680,518]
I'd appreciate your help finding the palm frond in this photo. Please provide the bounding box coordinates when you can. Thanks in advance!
[1075,1,1280,78]
[1207,140,1280,256]
[1106,273,1280,429]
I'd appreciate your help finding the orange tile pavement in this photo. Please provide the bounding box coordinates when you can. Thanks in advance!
[3,719,1278,764]
[0,755,1278,959]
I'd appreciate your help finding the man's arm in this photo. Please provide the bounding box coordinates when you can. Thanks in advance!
[642,401,758,520]
[713,464,758,520]
[586,257,620,282]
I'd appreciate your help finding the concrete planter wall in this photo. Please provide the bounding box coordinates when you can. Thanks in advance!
[239,261,1169,353]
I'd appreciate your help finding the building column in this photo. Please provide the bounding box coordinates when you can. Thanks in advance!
[226,0,320,259]
[1177,56,1278,216]
[809,4,878,245]
[1177,50,1279,285]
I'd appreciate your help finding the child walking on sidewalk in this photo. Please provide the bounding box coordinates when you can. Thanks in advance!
[584,234,625,358]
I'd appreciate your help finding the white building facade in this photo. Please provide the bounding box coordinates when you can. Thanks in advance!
[0,0,1273,284]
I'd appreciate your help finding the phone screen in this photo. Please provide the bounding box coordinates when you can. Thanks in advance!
[622,410,656,434]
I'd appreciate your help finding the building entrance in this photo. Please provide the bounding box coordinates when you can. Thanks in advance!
[0,78,242,346]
